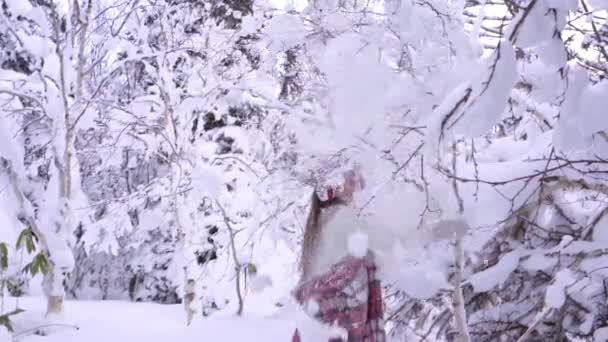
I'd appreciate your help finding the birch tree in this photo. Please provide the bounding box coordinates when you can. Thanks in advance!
[0,0,140,316]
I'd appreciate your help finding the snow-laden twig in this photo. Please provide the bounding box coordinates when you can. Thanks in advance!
[508,0,538,44]
[580,0,608,64]
[111,0,141,37]
[515,307,552,342]
[216,201,244,316]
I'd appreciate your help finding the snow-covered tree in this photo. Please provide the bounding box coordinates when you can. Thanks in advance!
[0,0,109,316]
[60,0,303,322]
[385,1,608,340]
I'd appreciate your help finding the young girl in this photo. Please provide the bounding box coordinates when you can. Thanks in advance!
[292,171,385,342]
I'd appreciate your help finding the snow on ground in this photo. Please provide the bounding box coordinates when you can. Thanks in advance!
[4,296,310,342]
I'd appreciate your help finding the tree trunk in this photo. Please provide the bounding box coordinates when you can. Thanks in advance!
[452,238,471,342]
[1,158,68,316]
[184,278,196,325]
[46,295,63,315]
[172,170,200,325]
[43,259,67,317]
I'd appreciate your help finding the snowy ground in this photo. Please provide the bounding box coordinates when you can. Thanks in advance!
[4,297,305,342]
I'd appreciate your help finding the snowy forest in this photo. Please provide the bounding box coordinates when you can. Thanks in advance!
[1,0,608,341]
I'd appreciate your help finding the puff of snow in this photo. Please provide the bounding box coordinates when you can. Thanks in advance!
[381,242,451,300]
[304,299,320,316]
[292,301,347,342]
[249,274,274,294]
[398,261,450,300]
[347,231,369,258]
[429,218,469,242]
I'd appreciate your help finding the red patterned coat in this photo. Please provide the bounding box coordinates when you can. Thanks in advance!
[291,253,385,342]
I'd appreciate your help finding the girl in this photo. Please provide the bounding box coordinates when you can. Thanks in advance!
[292,170,385,342]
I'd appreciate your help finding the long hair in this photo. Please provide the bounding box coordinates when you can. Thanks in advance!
[299,189,347,281]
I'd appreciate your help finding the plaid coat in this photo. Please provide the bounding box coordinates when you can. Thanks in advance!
[291,252,385,342]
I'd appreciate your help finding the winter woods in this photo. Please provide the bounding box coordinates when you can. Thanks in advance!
[265,0,608,340]
[0,0,293,319]
[1,0,608,341]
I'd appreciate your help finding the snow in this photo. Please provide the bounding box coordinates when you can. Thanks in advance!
[535,38,567,68]
[308,206,365,276]
[587,0,608,9]
[545,269,576,309]
[392,261,451,300]
[518,56,564,103]
[595,327,608,341]
[3,0,33,18]
[381,241,452,300]
[521,253,556,271]
[553,0,580,11]
[428,218,469,242]
[445,136,555,228]
[360,167,431,236]
[511,2,559,48]
[20,36,52,59]
[303,298,319,316]
[264,14,309,53]
[592,212,608,243]
[553,65,590,150]
[6,296,327,342]
[0,108,24,170]
[449,41,518,138]
[1,0,608,340]
[424,82,473,154]
[313,31,395,148]
[469,249,521,292]
[578,79,608,136]
[0,326,10,342]
[347,231,369,258]
[249,274,273,293]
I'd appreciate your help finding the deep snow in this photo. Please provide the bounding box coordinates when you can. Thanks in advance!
[4,296,310,342]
